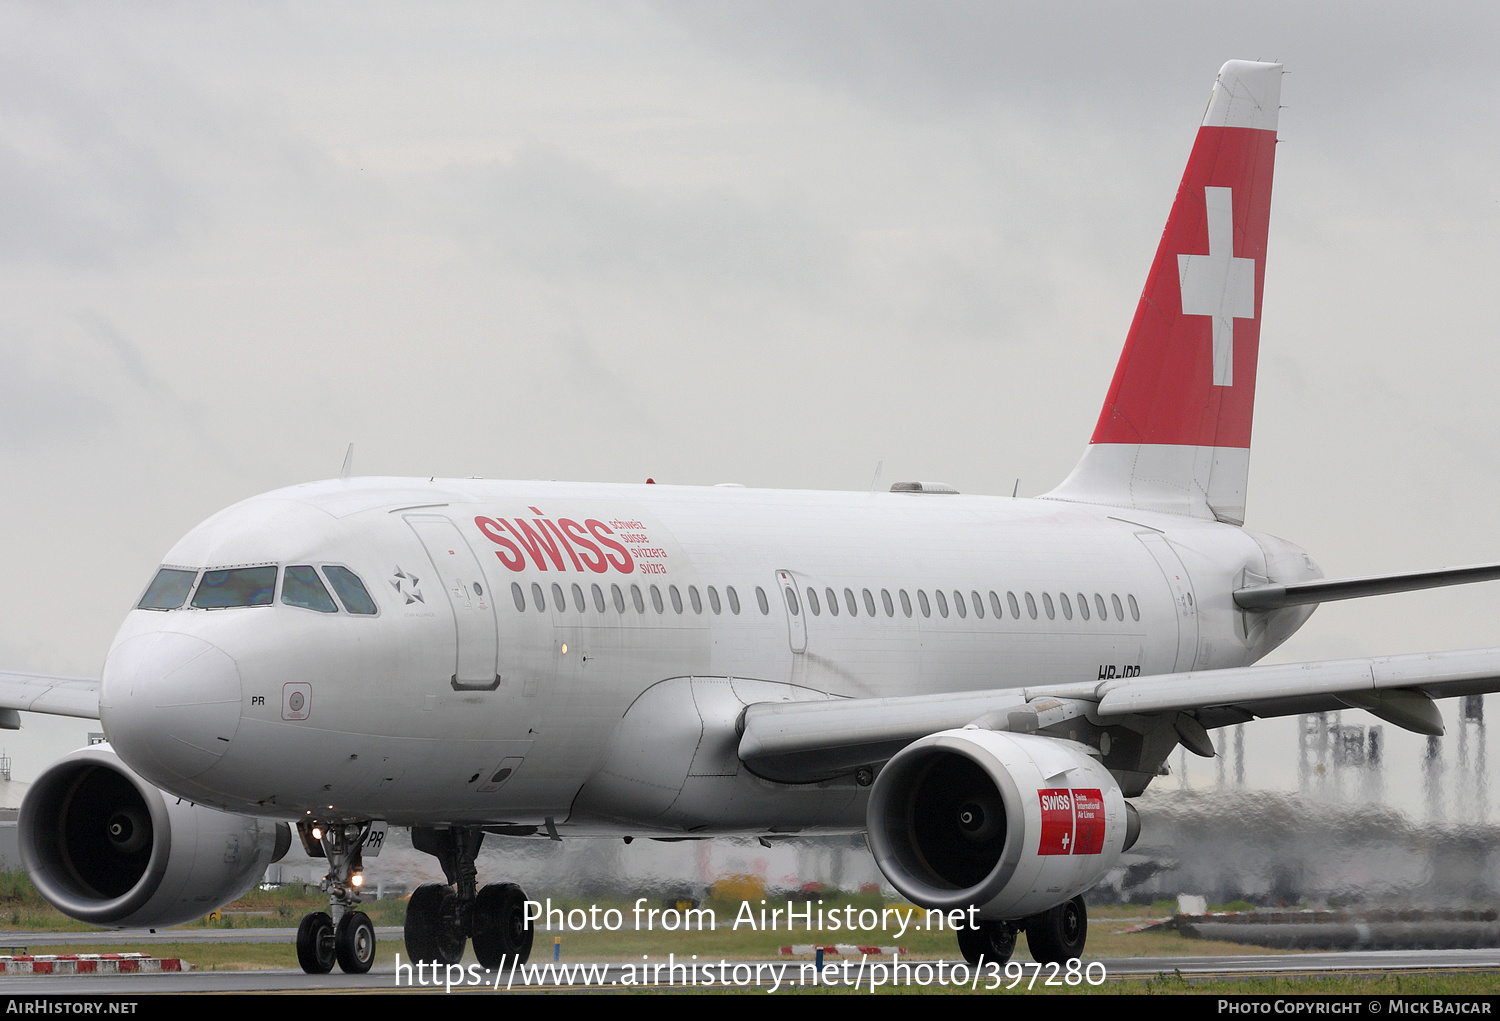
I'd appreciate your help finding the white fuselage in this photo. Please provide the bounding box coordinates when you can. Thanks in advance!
[97,477,1316,833]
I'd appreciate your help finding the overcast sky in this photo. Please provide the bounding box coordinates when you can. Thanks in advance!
[2,3,1498,805]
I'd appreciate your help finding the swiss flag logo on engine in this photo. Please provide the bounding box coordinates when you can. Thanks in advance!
[1038,788,1106,856]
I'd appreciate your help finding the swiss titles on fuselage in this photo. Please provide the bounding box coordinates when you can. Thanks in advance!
[475,508,669,575]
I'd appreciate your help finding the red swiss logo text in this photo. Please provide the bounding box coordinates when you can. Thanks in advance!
[474,509,667,575]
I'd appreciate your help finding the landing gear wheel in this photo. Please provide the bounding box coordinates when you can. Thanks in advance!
[1025,895,1087,964]
[405,883,466,965]
[335,910,377,973]
[956,920,1017,966]
[472,883,534,968]
[296,911,336,974]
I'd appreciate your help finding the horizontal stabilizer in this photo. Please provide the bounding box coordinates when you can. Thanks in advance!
[1234,562,1500,611]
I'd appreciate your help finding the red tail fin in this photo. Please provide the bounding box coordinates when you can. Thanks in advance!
[1047,60,1281,525]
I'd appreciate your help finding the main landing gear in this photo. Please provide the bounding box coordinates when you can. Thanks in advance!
[955,895,1088,967]
[404,826,535,968]
[296,821,378,975]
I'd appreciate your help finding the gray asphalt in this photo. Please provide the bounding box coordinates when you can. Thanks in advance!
[0,938,1492,994]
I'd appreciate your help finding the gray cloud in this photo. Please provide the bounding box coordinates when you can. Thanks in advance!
[428,145,846,295]
[0,341,112,447]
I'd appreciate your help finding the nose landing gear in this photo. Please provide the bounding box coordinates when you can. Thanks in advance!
[295,820,377,975]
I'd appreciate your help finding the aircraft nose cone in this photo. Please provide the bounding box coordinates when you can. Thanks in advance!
[100,632,242,783]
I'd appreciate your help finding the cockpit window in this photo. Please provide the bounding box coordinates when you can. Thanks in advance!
[323,566,377,615]
[138,568,198,610]
[191,567,277,609]
[282,565,338,613]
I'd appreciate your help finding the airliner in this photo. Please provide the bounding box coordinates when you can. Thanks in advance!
[7,60,1500,975]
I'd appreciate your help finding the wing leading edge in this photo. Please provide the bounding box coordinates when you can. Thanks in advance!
[0,672,101,728]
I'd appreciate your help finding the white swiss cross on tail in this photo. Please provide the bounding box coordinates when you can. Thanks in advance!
[1177,186,1255,386]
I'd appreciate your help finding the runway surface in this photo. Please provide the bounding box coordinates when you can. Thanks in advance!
[0,929,1492,994]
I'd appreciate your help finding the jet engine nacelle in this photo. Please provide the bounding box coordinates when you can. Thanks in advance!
[866,729,1127,920]
[19,744,290,928]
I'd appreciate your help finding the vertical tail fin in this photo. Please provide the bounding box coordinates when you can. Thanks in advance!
[1045,60,1282,526]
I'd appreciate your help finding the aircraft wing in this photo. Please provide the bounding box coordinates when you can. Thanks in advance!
[0,672,101,727]
[1090,647,1500,734]
[738,647,1500,782]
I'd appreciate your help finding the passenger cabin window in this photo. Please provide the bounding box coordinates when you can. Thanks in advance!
[882,589,895,617]
[138,568,197,610]
[825,588,838,616]
[324,566,378,615]
[512,582,526,612]
[806,588,821,616]
[531,583,546,612]
[756,587,770,615]
[592,584,606,613]
[727,587,741,614]
[282,566,337,613]
[1128,594,1140,621]
[192,567,276,609]
[552,583,566,612]
[864,589,877,616]
[690,586,703,614]
[708,587,722,614]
